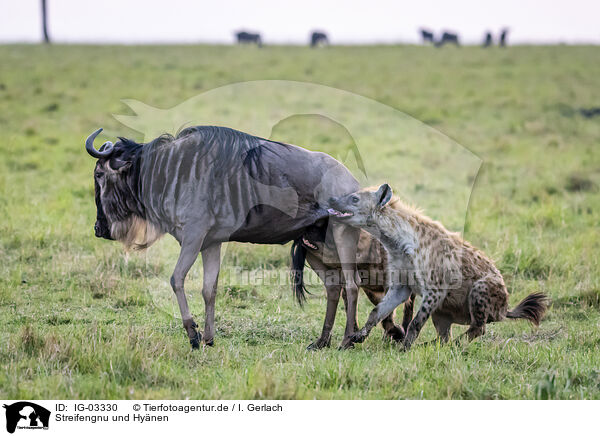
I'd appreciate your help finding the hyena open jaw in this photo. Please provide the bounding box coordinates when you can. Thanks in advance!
[328,184,549,350]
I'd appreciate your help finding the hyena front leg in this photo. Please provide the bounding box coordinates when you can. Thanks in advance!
[403,290,446,350]
[349,284,412,345]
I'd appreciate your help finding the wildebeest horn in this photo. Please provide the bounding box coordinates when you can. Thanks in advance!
[85,128,114,158]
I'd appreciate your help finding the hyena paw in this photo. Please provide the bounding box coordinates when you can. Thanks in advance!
[190,331,202,350]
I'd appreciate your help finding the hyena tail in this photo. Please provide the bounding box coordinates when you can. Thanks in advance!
[506,292,549,326]
[290,239,309,306]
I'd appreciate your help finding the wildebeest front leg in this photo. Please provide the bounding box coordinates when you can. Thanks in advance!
[201,243,221,346]
[333,223,361,349]
[349,284,412,345]
[171,239,204,349]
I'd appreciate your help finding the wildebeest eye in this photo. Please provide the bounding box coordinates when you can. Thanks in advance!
[95,171,104,179]
[351,195,360,204]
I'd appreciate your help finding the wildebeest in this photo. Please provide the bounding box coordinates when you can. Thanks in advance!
[435,32,460,47]
[499,28,509,47]
[85,125,362,349]
[310,31,329,47]
[327,184,549,350]
[420,29,435,44]
[483,31,493,47]
[292,207,415,348]
[579,107,600,118]
[236,31,262,47]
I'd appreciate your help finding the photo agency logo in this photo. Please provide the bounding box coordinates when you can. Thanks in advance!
[3,402,50,433]
[103,80,481,317]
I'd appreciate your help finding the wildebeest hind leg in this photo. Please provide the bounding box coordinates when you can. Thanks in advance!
[341,288,359,332]
[333,224,361,349]
[201,243,221,346]
[171,239,204,349]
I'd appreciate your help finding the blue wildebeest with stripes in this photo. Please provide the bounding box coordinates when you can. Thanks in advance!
[85,126,361,349]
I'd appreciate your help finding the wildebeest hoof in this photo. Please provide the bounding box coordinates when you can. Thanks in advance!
[307,336,331,350]
[204,339,214,347]
[338,334,361,350]
[337,340,355,350]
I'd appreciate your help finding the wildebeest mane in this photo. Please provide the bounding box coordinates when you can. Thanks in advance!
[175,126,290,181]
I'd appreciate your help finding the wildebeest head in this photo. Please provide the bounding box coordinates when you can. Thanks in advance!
[85,128,162,249]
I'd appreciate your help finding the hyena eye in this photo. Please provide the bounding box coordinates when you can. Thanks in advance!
[351,195,359,204]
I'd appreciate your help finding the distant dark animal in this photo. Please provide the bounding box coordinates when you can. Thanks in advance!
[579,107,600,118]
[436,32,460,47]
[236,31,262,47]
[310,31,329,47]
[483,32,493,47]
[420,29,435,44]
[499,28,509,47]
[292,202,415,349]
[85,126,362,350]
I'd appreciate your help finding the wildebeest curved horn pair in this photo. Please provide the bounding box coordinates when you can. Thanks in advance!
[85,128,114,158]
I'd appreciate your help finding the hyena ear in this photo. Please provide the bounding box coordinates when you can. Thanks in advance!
[376,184,392,208]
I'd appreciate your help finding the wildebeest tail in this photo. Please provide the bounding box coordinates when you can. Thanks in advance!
[290,239,309,306]
[506,292,549,326]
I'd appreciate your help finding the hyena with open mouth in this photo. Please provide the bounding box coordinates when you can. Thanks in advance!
[328,184,549,350]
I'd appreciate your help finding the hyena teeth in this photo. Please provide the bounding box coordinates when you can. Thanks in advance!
[302,238,318,250]
[327,208,353,217]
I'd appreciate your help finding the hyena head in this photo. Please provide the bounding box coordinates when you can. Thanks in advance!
[327,184,393,227]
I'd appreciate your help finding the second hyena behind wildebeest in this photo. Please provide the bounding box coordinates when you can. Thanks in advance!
[291,219,415,349]
[327,184,549,350]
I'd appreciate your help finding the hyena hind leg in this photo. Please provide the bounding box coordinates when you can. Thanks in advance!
[463,278,507,341]
[431,313,453,344]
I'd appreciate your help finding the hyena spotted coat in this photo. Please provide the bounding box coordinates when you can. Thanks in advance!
[327,184,549,349]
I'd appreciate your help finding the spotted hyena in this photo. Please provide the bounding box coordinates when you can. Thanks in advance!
[327,184,549,350]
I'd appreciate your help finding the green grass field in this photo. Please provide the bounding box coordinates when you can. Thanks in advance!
[1,44,599,399]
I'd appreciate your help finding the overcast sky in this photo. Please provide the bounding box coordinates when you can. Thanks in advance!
[1,0,599,45]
